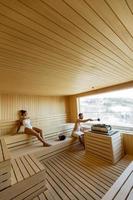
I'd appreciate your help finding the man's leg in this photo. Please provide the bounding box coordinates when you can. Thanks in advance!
[72,131,84,146]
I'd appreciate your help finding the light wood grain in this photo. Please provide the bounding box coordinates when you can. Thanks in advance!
[102,162,133,200]
[123,133,133,155]
[0,137,11,191]
[85,132,124,163]
[0,0,132,95]
[0,154,47,200]
[41,144,132,200]
[0,94,69,137]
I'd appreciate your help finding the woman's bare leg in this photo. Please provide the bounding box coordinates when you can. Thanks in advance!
[25,128,50,146]
[32,127,51,146]
[32,127,44,139]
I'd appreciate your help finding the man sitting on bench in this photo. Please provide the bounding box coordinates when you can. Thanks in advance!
[72,113,100,145]
[16,110,51,147]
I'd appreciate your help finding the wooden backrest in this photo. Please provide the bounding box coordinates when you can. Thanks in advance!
[102,161,133,200]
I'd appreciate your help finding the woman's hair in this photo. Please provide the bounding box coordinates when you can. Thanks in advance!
[19,110,27,116]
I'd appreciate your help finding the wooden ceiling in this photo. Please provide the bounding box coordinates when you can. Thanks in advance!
[0,0,133,95]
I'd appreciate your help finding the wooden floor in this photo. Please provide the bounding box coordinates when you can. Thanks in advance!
[35,144,132,200]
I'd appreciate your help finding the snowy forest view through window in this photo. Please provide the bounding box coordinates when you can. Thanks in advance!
[78,88,133,129]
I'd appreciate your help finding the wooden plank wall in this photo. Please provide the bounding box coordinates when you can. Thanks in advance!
[123,133,133,155]
[0,1,133,96]
[0,94,69,136]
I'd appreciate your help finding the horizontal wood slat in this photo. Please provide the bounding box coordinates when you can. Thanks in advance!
[102,162,133,200]
[85,132,124,163]
[123,133,133,155]
[0,1,132,95]
[0,137,11,191]
[40,144,132,200]
[0,154,47,200]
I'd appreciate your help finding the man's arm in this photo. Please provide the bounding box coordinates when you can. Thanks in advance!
[79,118,93,123]
[79,118,100,123]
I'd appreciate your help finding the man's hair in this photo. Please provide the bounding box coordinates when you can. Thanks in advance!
[19,110,27,116]
[78,113,83,117]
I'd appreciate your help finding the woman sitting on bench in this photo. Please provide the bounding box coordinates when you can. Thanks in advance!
[16,110,51,147]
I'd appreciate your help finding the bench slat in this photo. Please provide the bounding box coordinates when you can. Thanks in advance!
[0,140,4,163]
[0,173,46,200]
[29,155,45,171]
[12,180,46,200]
[21,155,35,176]
[44,190,54,200]
[25,154,40,173]
[0,138,10,161]
[127,188,133,200]
[39,193,47,200]
[11,159,23,182]
[15,157,30,179]
[0,179,11,191]
[11,167,17,185]
[114,172,133,200]
[33,197,39,200]
[0,166,10,176]
[102,162,133,200]
[0,172,10,184]
[33,197,40,200]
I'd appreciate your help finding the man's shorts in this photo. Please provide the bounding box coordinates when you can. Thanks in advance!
[72,131,84,138]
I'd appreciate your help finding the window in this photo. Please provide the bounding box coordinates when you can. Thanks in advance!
[78,88,133,129]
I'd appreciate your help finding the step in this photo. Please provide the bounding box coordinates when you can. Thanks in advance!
[0,154,47,200]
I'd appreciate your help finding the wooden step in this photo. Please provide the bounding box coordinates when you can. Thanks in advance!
[0,137,11,191]
[0,154,47,200]
[102,161,133,200]
[33,189,54,200]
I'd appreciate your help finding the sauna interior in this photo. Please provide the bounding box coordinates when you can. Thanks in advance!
[0,0,133,200]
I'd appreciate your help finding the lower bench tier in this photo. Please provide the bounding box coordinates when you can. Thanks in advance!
[102,161,133,200]
[0,154,47,200]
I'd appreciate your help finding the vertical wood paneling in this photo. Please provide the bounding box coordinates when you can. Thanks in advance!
[0,94,69,136]
[123,133,133,155]
[68,95,77,122]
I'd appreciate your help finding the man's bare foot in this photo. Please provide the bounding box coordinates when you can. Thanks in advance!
[43,142,51,147]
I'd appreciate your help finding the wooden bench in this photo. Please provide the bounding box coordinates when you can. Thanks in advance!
[0,154,47,200]
[0,137,11,191]
[32,137,78,161]
[102,161,133,200]
[4,123,78,159]
[4,123,74,151]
